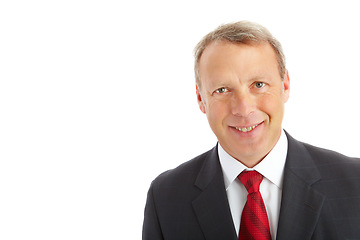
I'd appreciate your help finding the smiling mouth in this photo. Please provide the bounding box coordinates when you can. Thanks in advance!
[234,123,261,133]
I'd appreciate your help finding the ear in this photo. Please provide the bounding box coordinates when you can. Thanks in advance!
[196,85,206,114]
[282,70,290,103]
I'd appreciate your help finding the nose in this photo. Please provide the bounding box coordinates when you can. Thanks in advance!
[231,91,255,117]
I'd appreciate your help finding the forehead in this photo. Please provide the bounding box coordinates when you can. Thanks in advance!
[198,41,279,83]
[200,40,275,64]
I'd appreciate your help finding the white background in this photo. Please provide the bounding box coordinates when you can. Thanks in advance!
[1,0,360,239]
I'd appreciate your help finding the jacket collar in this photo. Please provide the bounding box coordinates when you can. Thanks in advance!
[276,131,324,240]
[192,145,238,240]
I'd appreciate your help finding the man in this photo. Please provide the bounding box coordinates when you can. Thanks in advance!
[142,21,360,240]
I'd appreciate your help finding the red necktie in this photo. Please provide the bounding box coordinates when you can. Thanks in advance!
[238,171,272,240]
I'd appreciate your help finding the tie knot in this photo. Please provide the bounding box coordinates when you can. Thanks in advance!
[238,171,263,193]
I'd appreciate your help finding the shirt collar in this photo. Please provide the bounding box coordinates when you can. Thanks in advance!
[218,129,288,190]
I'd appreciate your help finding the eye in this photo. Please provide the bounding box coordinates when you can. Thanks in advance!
[215,87,228,94]
[254,82,265,88]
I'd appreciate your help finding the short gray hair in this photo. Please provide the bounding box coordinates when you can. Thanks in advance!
[194,21,286,88]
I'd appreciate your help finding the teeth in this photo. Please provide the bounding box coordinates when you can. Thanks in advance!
[236,124,259,133]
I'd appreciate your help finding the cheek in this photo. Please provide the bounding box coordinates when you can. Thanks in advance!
[257,93,284,118]
[206,100,229,124]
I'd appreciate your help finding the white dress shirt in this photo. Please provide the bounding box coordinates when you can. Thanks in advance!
[218,130,288,239]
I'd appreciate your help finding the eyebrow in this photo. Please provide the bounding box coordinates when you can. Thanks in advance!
[248,75,267,82]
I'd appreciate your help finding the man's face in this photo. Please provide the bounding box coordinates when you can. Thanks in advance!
[196,41,290,167]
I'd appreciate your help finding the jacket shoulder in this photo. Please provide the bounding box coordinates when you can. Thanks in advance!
[303,142,360,172]
[151,148,214,189]
[300,142,360,238]
[299,141,360,198]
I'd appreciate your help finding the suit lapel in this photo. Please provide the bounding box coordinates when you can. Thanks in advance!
[276,132,325,240]
[192,146,237,240]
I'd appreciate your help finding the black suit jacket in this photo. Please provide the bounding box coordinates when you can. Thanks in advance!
[143,132,360,239]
